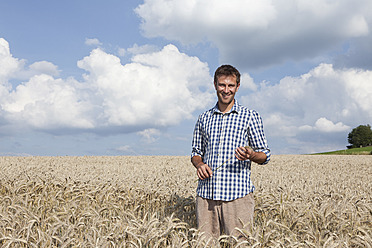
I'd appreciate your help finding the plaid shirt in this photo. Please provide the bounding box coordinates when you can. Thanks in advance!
[191,101,270,201]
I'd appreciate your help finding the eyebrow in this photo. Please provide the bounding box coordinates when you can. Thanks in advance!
[218,82,237,86]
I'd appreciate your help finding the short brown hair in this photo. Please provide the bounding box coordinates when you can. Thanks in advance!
[214,65,240,85]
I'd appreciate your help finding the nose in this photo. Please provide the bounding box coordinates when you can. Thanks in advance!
[223,86,229,93]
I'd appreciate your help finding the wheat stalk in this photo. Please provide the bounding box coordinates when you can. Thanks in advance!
[0,154,370,247]
[196,146,253,182]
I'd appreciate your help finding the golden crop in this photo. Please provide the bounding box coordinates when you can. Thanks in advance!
[0,155,371,247]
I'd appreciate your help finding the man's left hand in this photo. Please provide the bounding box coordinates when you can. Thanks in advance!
[235,146,254,161]
[235,146,268,164]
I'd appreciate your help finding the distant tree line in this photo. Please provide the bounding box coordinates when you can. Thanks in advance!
[347,124,372,149]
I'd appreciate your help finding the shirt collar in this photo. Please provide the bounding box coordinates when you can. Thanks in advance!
[212,100,240,114]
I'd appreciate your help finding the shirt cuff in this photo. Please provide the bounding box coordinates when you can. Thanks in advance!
[255,149,271,165]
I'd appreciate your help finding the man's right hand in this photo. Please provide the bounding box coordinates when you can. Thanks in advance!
[192,156,213,180]
[196,163,213,180]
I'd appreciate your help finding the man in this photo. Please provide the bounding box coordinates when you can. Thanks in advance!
[191,64,270,238]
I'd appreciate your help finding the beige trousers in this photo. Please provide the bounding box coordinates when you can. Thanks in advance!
[196,193,255,238]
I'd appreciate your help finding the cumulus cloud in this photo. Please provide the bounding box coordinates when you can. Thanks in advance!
[28,61,60,77]
[117,47,126,57]
[135,0,372,69]
[0,38,214,133]
[240,63,372,153]
[315,118,350,132]
[85,38,102,46]
[135,0,276,43]
[77,44,213,128]
[3,37,371,154]
[240,73,257,91]
[0,38,60,82]
[0,38,24,83]
[137,128,161,143]
[2,74,93,129]
[115,145,140,155]
[127,43,159,55]
[300,118,350,132]
[12,61,61,81]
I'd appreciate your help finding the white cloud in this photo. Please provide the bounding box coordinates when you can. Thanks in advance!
[0,39,60,81]
[0,38,24,83]
[300,117,350,132]
[115,145,139,155]
[135,0,276,44]
[13,61,61,81]
[117,47,126,57]
[244,63,372,123]
[77,44,213,127]
[3,36,371,154]
[240,73,257,91]
[29,61,60,77]
[314,118,350,132]
[135,0,372,69]
[298,125,313,132]
[0,39,214,133]
[240,63,372,152]
[85,38,102,46]
[137,128,161,143]
[127,43,159,55]
[2,74,94,129]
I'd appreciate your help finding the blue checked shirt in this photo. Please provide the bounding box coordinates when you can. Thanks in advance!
[191,101,270,201]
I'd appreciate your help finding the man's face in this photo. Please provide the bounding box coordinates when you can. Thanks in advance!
[214,75,240,106]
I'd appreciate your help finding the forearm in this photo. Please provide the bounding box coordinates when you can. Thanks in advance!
[191,155,204,168]
[249,151,267,164]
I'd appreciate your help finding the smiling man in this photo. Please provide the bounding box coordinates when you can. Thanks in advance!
[191,64,271,238]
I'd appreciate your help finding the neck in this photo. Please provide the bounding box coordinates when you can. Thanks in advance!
[218,99,235,113]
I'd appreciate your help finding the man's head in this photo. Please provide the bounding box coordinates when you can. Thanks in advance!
[214,65,240,112]
[214,65,240,85]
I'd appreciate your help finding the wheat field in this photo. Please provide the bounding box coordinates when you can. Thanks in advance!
[0,155,371,247]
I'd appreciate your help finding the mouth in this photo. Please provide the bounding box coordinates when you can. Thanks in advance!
[221,93,230,99]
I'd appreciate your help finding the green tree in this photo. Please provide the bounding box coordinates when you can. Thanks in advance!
[347,124,372,148]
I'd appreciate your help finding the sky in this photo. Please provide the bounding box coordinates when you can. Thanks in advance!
[0,0,372,156]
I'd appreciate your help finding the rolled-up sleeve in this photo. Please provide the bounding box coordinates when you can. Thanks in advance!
[191,115,204,160]
[248,111,271,165]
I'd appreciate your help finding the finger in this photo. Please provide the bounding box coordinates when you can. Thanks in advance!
[235,147,245,157]
[235,147,242,156]
[197,168,205,179]
[240,146,249,154]
[206,166,213,177]
[235,153,244,161]
[198,166,210,179]
[196,164,206,179]
[197,169,205,180]
[236,147,250,160]
[246,146,253,155]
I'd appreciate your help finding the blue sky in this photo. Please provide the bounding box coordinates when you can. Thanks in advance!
[1,0,372,156]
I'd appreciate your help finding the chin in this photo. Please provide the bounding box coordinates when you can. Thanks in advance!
[221,98,234,104]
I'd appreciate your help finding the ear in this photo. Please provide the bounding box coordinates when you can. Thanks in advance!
[214,81,218,90]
